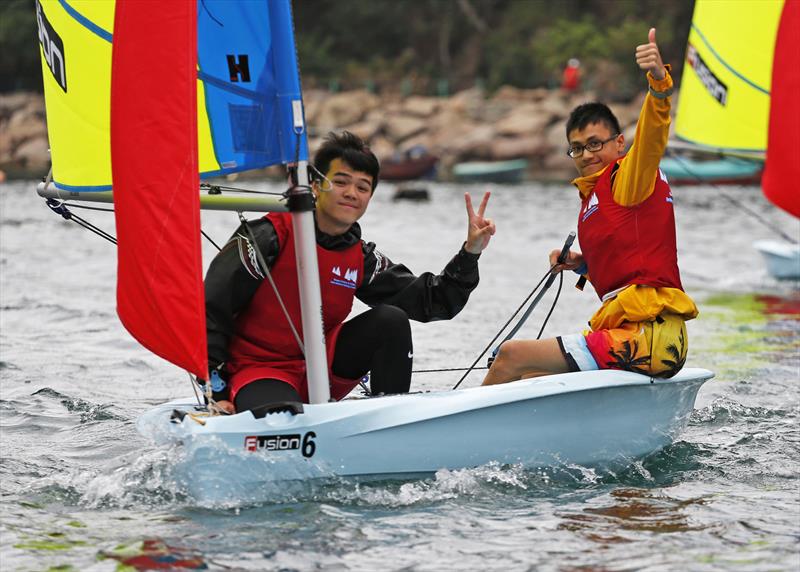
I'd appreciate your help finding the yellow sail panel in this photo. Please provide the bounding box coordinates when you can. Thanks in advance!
[675,0,783,152]
[197,71,221,175]
[37,0,115,190]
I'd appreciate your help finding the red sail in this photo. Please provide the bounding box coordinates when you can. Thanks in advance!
[110,1,207,378]
[762,0,800,219]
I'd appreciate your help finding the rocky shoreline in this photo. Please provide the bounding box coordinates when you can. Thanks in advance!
[1,87,662,184]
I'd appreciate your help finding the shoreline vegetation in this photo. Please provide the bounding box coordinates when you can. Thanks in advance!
[0,86,673,185]
[2,0,693,184]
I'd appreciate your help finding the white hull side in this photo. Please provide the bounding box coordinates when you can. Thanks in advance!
[753,240,800,280]
[137,368,713,503]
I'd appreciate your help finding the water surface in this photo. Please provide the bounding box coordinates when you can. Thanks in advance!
[1,179,798,571]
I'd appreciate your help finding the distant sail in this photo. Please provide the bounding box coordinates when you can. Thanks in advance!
[762,0,800,218]
[36,0,308,193]
[675,0,784,154]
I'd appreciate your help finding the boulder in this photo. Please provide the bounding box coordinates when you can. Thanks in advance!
[13,136,50,172]
[346,116,385,141]
[368,136,396,162]
[401,96,440,117]
[7,112,48,145]
[0,92,33,121]
[384,114,427,142]
[494,103,551,136]
[312,90,380,130]
[446,124,496,159]
[490,135,548,161]
[544,121,568,154]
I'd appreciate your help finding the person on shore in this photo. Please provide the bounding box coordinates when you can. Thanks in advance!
[561,58,581,92]
[204,131,496,414]
[482,28,698,386]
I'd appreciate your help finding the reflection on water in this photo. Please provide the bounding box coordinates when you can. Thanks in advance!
[100,538,207,570]
[558,487,708,545]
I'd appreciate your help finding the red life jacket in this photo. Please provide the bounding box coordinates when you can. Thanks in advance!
[577,158,683,300]
[227,212,364,402]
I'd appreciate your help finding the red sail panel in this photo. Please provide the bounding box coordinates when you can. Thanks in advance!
[110,0,207,378]
[762,0,800,219]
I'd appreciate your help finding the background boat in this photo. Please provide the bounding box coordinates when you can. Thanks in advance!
[380,152,439,181]
[673,0,799,280]
[659,156,763,186]
[452,158,528,183]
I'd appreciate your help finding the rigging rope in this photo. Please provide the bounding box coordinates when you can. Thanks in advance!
[664,148,797,244]
[238,212,307,356]
[450,265,564,389]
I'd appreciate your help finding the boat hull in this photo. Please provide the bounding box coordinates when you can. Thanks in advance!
[452,159,528,183]
[138,368,713,502]
[753,240,800,280]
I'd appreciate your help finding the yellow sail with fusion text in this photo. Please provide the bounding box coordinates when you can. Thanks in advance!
[675,0,784,154]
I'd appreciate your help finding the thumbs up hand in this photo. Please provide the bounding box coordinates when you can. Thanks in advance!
[635,28,666,80]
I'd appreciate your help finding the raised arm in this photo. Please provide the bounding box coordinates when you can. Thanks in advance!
[614,28,673,207]
[357,192,493,320]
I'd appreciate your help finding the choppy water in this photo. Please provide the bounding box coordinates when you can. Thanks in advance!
[1,179,798,571]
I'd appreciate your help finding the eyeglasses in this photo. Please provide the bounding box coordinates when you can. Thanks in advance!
[566,133,620,158]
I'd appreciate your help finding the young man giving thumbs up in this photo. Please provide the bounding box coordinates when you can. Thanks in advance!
[483,28,699,386]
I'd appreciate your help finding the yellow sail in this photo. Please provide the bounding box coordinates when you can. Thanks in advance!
[35,0,259,191]
[675,0,784,153]
[37,0,115,190]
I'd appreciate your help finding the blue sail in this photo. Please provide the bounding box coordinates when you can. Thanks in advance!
[197,0,308,178]
[36,0,307,192]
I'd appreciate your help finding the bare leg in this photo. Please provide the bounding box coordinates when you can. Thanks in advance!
[481,338,571,386]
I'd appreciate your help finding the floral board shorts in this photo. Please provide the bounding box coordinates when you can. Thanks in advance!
[558,314,689,378]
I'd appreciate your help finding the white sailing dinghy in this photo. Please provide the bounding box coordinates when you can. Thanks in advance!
[35,0,712,503]
[674,0,799,280]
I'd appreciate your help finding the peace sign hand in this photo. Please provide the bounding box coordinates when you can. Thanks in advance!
[464,191,496,254]
[635,28,666,81]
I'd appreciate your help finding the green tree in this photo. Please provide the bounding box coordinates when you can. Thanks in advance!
[0,0,43,92]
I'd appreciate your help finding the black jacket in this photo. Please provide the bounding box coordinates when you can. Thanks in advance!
[205,216,481,375]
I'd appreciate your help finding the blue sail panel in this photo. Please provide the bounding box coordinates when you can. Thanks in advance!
[197,0,308,179]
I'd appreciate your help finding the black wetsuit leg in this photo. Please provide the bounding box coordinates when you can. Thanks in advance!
[234,305,412,416]
[234,379,302,418]
[332,305,412,395]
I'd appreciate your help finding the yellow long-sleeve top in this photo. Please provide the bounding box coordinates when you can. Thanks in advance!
[571,67,699,331]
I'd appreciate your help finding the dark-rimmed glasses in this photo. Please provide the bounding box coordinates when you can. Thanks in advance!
[566,133,620,158]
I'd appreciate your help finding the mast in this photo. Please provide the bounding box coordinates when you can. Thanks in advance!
[289,160,331,404]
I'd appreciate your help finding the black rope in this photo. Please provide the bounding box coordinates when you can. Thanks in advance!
[46,199,117,245]
[201,229,222,251]
[414,366,489,373]
[56,202,115,213]
[451,267,553,390]
[535,271,563,340]
[201,182,285,197]
[664,148,797,244]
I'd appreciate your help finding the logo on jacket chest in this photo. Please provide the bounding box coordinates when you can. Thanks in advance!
[330,265,358,289]
[581,192,599,222]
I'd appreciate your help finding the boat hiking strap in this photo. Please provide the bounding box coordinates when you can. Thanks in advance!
[238,212,306,356]
[663,148,797,244]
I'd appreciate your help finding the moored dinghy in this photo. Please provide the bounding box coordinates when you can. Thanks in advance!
[35,0,713,504]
